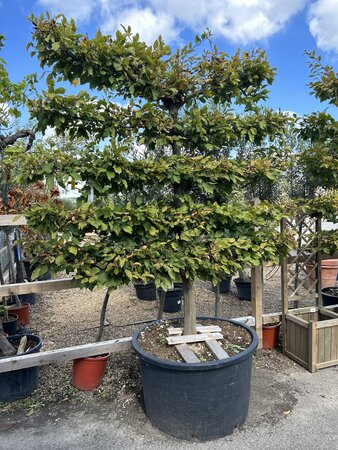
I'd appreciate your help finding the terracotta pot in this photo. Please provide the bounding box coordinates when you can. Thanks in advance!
[8,303,30,326]
[263,323,281,349]
[306,259,338,288]
[72,354,109,391]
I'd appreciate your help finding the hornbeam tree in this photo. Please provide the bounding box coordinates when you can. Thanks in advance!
[20,14,292,335]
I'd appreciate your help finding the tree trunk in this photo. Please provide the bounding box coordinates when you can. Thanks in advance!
[214,282,221,317]
[0,328,16,356]
[238,268,250,282]
[182,279,196,335]
[157,290,165,319]
[96,290,110,342]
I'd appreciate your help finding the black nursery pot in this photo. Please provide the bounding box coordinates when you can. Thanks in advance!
[0,334,42,402]
[19,293,37,305]
[24,260,52,282]
[322,287,338,306]
[234,278,251,301]
[212,275,232,294]
[2,314,18,336]
[158,288,182,313]
[132,317,258,441]
[134,281,157,301]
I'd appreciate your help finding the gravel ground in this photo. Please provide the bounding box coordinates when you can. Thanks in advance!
[0,267,287,416]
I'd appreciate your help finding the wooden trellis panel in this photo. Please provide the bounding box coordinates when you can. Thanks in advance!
[281,215,322,306]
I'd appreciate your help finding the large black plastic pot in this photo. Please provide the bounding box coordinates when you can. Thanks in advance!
[134,281,157,301]
[234,278,251,301]
[0,334,42,402]
[322,287,338,306]
[132,317,258,441]
[158,288,182,313]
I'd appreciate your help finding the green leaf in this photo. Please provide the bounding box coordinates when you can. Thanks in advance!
[69,246,78,255]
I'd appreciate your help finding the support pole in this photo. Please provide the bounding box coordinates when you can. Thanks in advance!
[251,266,263,351]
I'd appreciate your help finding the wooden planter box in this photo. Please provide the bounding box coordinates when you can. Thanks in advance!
[285,306,338,372]
[323,304,338,314]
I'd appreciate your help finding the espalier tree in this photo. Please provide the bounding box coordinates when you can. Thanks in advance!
[20,14,292,335]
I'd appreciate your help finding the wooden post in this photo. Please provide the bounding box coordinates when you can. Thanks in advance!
[308,321,317,373]
[251,266,263,351]
[281,218,289,354]
[316,217,322,307]
[250,198,263,352]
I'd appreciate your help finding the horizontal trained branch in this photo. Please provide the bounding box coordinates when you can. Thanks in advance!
[0,336,132,373]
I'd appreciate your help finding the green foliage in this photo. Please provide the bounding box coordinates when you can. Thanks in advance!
[21,14,294,301]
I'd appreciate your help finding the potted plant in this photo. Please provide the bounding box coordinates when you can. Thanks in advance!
[72,291,110,390]
[0,333,43,402]
[133,280,157,301]
[22,16,291,440]
[234,269,252,301]
[0,304,18,335]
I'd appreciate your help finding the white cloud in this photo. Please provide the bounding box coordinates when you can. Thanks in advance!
[101,8,178,44]
[38,0,97,23]
[149,0,309,44]
[37,0,309,45]
[308,0,338,53]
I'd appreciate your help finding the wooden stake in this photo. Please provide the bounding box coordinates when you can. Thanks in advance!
[251,265,263,351]
[17,336,27,355]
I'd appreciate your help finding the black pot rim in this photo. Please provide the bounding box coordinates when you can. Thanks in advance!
[1,314,18,323]
[0,334,42,360]
[233,278,251,285]
[134,281,155,286]
[132,316,258,371]
[322,287,338,298]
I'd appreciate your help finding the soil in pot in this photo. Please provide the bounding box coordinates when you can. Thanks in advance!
[234,278,251,301]
[133,318,258,441]
[72,354,110,391]
[0,334,42,402]
[8,302,30,326]
[1,314,18,336]
[322,287,338,306]
[134,281,157,301]
[263,323,281,349]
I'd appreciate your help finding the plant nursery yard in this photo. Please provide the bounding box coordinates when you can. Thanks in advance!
[1,270,338,448]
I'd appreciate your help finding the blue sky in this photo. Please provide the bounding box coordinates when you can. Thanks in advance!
[1,0,338,117]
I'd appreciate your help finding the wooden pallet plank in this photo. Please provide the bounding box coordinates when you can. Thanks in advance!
[0,214,27,226]
[175,343,200,363]
[0,278,78,296]
[0,337,132,373]
[167,325,222,336]
[166,333,223,345]
[206,339,229,360]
